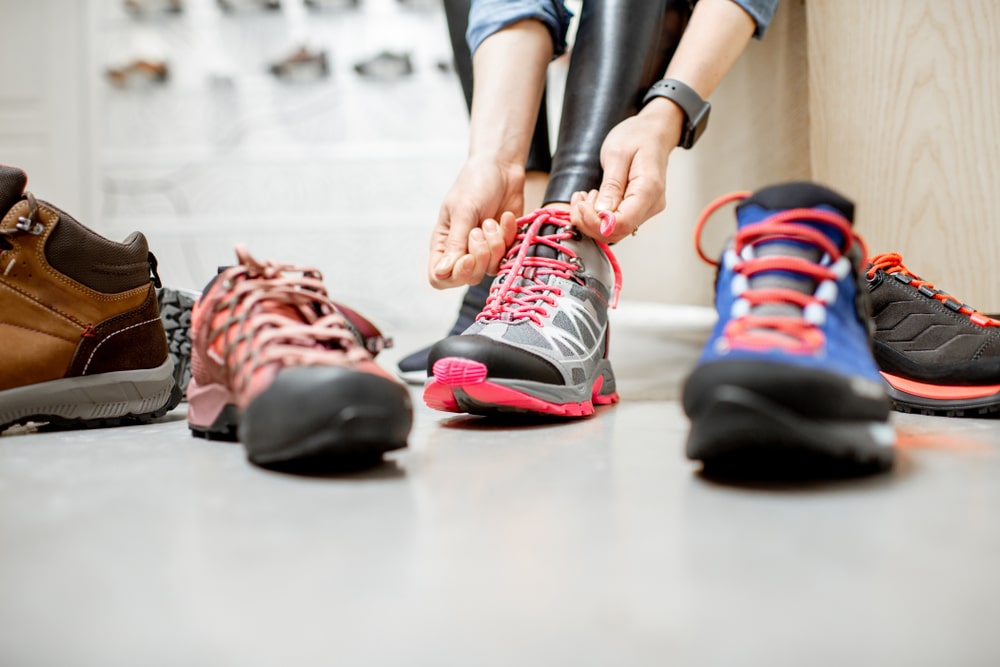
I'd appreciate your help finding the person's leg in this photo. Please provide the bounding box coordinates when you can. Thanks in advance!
[397,0,553,382]
[423,0,691,416]
[545,0,689,203]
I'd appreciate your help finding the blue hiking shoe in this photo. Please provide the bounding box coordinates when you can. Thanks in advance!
[682,182,896,473]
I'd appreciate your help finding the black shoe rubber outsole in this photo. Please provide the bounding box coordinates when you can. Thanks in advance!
[157,287,197,399]
[686,385,895,478]
[885,387,1000,418]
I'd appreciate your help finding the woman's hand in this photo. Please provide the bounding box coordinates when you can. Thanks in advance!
[428,156,523,289]
[571,98,685,243]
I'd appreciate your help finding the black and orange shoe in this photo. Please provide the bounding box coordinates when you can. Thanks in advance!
[867,252,1000,416]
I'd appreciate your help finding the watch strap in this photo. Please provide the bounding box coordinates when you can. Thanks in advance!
[642,78,711,149]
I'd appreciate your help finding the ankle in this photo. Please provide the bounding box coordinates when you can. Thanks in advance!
[540,201,570,212]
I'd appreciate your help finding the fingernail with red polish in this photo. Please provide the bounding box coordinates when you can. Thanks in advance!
[598,210,616,237]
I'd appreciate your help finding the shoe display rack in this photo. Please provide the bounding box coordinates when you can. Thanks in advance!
[87,0,469,328]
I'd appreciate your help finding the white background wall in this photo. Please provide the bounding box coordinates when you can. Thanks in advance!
[0,1,89,214]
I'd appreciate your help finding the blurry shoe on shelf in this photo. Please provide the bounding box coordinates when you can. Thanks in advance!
[217,0,281,12]
[867,252,1000,416]
[124,0,184,14]
[353,51,414,81]
[423,207,622,418]
[395,0,437,11]
[683,183,895,475]
[0,165,182,433]
[304,0,360,10]
[156,286,199,400]
[106,60,169,88]
[269,46,330,81]
[187,246,412,469]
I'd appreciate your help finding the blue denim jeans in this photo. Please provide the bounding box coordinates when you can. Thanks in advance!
[467,0,779,54]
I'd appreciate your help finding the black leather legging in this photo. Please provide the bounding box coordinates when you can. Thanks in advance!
[442,0,690,200]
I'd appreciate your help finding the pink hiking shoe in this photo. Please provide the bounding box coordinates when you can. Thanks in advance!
[186,246,412,468]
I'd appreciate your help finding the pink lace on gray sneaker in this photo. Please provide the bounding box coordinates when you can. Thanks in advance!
[477,207,622,326]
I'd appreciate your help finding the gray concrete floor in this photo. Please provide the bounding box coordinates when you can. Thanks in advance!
[2,325,999,667]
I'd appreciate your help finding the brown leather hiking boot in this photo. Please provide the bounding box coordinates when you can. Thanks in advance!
[0,165,182,431]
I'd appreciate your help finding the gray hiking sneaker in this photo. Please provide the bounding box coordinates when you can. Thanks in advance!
[423,207,622,417]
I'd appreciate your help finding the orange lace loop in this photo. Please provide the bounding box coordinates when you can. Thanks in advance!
[693,190,865,354]
[739,287,821,310]
[866,251,907,279]
[723,317,826,355]
[479,208,622,326]
[867,252,1000,328]
[740,255,839,284]
[694,191,752,265]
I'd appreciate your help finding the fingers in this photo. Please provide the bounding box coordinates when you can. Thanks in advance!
[570,144,668,244]
[483,213,518,275]
[595,147,630,214]
[569,143,634,240]
[429,203,476,286]
[498,211,518,249]
[428,212,518,289]
[570,190,605,239]
[571,184,665,244]
[611,150,666,237]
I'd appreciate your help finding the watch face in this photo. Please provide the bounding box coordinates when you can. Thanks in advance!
[688,103,710,148]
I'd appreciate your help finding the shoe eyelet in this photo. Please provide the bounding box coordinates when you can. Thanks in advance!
[15,217,44,236]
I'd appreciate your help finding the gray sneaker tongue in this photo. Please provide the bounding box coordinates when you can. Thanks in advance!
[527,223,562,260]
[748,241,822,319]
[0,167,27,216]
[512,222,567,290]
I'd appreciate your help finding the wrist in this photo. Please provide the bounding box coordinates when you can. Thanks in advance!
[638,98,686,147]
[641,78,711,149]
[467,143,529,168]
[466,149,525,171]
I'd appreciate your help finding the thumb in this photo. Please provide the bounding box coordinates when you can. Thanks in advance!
[596,152,630,213]
[434,244,465,279]
[433,208,475,278]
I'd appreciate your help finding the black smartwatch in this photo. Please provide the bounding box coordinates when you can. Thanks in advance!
[641,78,711,149]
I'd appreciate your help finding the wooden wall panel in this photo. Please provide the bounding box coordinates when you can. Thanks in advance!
[808,0,1000,309]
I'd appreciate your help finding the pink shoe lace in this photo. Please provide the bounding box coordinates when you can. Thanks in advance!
[694,191,867,354]
[477,208,622,326]
[206,245,374,397]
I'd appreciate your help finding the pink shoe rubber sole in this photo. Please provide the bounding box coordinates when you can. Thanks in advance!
[424,357,619,417]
